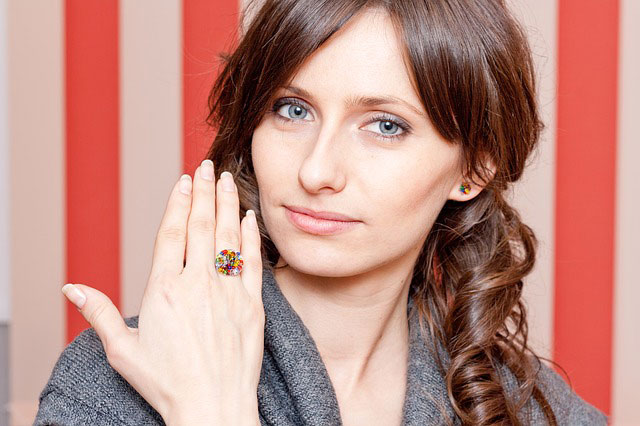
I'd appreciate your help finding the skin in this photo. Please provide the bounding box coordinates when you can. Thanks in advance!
[252,8,489,425]
[62,160,265,426]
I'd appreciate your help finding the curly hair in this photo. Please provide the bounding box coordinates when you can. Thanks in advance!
[203,0,566,423]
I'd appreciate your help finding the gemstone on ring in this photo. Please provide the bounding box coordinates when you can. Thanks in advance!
[215,249,244,276]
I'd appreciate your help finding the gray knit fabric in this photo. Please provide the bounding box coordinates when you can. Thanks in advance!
[35,266,608,425]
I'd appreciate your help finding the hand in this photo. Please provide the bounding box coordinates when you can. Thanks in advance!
[61,159,265,425]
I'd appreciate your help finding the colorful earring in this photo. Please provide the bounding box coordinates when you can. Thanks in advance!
[459,182,471,195]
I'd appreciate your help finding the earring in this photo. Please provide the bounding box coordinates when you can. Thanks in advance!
[459,182,471,195]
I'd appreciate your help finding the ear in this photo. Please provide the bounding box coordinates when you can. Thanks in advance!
[447,154,496,202]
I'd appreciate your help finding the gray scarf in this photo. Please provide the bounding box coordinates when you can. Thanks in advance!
[257,265,456,425]
[34,265,608,425]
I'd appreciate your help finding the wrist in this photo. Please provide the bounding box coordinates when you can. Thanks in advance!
[164,393,260,426]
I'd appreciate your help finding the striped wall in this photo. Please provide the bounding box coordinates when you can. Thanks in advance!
[554,0,619,412]
[2,0,638,424]
[1,1,9,424]
[506,0,557,364]
[612,0,640,423]
[120,0,182,320]
[7,1,65,425]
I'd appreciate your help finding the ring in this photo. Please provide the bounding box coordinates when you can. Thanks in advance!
[215,249,244,276]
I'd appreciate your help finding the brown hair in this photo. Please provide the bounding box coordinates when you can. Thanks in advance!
[205,0,565,424]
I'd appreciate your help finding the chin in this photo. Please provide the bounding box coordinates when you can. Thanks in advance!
[274,242,373,278]
[282,260,360,278]
[278,247,337,274]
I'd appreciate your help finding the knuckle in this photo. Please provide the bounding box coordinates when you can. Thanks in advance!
[89,302,109,328]
[189,216,215,234]
[251,303,266,325]
[216,227,239,246]
[160,285,178,308]
[241,300,264,325]
[247,261,262,276]
[104,335,125,367]
[158,225,186,243]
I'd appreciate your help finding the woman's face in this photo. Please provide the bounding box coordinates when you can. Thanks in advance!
[251,8,469,277]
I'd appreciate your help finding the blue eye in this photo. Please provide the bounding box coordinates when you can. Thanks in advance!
[286,104,308,119]
[272,98,312,121]
[363,114,410,142]
[379,120,399,134]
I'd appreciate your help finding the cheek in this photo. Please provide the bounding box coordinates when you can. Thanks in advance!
[361,155,455,250]
[251,124,292,188]
[251,123,304,236]
[252,118,309,168]
[368,174,441,235]
[366,156,451,219]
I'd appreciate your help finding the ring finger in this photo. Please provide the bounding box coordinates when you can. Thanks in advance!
[214,171,243,282]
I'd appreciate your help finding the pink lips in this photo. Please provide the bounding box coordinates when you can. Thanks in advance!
[284,205,360,235]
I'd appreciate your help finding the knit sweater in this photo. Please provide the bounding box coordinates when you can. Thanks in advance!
[35,266,608,425]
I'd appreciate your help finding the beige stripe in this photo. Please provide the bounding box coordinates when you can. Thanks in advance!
[0,0,9,323]
[7,0,64,423]
[504,0,558,361]
[120,0,182,318]
[612,0,640,423]
[1,1,11,424]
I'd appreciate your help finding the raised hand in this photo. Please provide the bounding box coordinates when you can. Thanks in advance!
[61,159,265,426]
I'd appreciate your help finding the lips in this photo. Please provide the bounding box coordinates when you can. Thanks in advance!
[284,205,358,222]
[284,205,361,236]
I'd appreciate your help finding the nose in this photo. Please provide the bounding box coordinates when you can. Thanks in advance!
[297,120,347,194]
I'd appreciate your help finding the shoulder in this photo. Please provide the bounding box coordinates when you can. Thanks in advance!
[501,356,609,425]
[34,316,165,426]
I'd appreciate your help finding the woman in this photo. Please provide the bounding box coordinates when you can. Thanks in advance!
[35,0,608,425]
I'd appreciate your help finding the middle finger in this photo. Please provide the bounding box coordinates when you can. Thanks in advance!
[184,159,217,272]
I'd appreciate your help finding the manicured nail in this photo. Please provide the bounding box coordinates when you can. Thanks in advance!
[246,209,258,230]
[179,174,192,195]
[62,283,87,309]
[220,171,235,192]
[200,159,214,181]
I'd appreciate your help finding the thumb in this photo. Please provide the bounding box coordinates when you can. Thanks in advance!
[61,283,132,359]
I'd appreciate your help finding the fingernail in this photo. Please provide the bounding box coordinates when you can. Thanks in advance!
[179,174,192,195]
[220,171,235,192]
[200,159,214,181]
[62,283,87,309]
[246,209,258,230]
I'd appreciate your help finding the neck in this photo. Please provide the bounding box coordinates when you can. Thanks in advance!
[272,255,416,395]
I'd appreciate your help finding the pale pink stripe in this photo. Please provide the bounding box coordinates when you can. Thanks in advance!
[120,0,182,318]
[612,0,640,423]
[504,0,558,361]
[7,0,64,423]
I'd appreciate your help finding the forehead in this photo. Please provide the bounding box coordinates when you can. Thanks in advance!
[286,8,421,109]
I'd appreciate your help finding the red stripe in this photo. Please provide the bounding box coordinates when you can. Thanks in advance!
[65,0,120,343]
[554,0,618,414]
[182,0,239,174]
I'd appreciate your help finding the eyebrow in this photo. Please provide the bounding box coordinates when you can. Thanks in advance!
[281,85,426,118]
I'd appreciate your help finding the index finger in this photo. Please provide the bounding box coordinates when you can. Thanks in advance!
[150,173,193,278]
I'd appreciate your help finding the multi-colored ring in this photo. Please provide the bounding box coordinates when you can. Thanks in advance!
[459,182,471,195]
[215,249,244,276]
